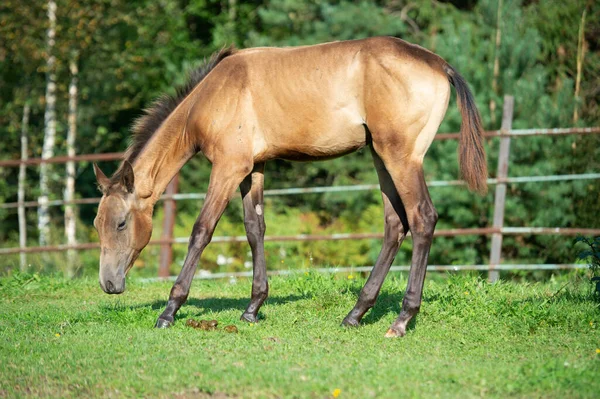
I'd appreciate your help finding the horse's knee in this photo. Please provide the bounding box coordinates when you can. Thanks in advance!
[189,223,212,250]
[385,213,402,232]
[383,214,404,244]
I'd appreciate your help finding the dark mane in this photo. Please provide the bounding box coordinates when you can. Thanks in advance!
[117,46,236,176]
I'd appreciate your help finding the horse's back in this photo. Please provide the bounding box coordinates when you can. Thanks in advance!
[192,37,450,163]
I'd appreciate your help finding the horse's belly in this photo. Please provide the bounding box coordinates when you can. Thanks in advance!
[267,121,367,162]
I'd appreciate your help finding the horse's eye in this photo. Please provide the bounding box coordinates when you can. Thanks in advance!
[117,220,126,231]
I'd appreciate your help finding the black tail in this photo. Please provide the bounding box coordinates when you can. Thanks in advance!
[444,64,488,194]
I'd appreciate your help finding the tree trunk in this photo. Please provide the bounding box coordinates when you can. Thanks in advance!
[228,0,237,22]
[573,9,586,124]
[38,0,57,247]
[65,57,79,275]
[490,0,502,127]
[19,102,31,271]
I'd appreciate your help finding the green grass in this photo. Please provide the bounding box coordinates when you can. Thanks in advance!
[0,272,599,398]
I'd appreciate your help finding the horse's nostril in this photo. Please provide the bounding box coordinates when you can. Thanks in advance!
[106,280,115,293]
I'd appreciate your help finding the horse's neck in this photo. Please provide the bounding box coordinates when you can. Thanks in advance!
[132,107,196,205]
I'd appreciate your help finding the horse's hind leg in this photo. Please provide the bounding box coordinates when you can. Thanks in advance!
[384,160,437,337]
[155,161,252,328]
[365,73,448,336]
[342,147,407,327]
[366,127,439,337]
[240,162,268,322]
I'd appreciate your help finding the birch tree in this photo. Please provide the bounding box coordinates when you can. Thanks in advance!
[64,55,79,274]
[19,101,31,271]
[38,0,57,247]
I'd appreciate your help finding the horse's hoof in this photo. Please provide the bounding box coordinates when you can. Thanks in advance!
[384,327,405,338]
[341,317,360,327]
[240,312,257,323]
[155,318,173,328]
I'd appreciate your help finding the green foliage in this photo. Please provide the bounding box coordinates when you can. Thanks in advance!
[0,0,599,277]
[575,236,600,296]
[0,274,598,397]
[247,0,406,46]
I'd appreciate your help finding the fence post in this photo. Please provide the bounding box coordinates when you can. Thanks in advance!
[158,174,179,277]
[489,95,514,282]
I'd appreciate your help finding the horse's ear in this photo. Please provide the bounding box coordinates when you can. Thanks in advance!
[120,160,135,193]
[93,163,110,193]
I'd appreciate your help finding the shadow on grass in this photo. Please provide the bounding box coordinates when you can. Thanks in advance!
[358,291,404,326]
[183,294,307,319]
[102,294,308,322]
[353,289,441,331]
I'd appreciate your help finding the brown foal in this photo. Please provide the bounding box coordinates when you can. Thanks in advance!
[93,37,487,337]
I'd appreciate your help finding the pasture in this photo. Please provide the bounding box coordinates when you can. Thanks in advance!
[2,1,600,398]
[1,272,598,398]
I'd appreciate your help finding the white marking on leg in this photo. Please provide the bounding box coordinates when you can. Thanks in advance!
[255,204,263,216]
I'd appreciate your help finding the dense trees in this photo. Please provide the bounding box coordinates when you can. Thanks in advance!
[0,0,598,275]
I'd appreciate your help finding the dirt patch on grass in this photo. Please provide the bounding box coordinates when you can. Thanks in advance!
[173,389,237,399]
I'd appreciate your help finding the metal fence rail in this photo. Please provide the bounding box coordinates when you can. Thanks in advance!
[1,172,599,209]
[139,263,588,282]
[1,95,599,280]
[2,226,599,255]
[1,127,599,168]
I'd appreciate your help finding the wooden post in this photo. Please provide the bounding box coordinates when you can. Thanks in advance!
[158,174,179,277]
[489,95,514,282]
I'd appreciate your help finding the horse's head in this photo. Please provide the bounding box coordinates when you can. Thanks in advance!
[93,161,153,294]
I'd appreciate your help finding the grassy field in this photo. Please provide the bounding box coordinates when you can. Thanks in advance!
[0,271,598,398]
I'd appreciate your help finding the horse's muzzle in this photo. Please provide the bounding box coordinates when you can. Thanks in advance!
[100,277,125,294]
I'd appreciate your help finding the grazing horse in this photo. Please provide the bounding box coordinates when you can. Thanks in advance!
[93,37,486,337]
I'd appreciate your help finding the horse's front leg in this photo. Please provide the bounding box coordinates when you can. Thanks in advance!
[155,162,251,328]
[239,163,267,322]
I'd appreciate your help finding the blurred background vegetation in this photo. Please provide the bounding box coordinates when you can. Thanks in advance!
[0,0,598,278]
